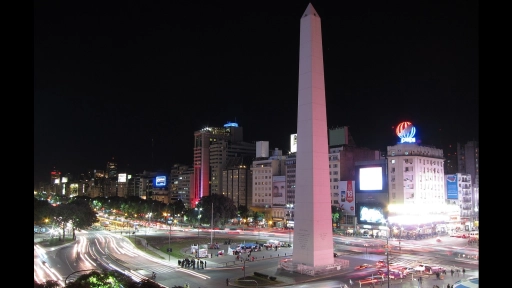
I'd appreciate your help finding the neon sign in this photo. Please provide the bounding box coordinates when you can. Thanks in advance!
[396,121,416,143]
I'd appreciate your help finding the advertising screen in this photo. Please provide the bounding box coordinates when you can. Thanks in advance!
[118,173,127,183]
[446,174,458,199]
[272,176,286,206]
[290,134,297,153]
[358,167,383,191]
[356,203,387,225]
[339,181,355,216]
[153,176,167,187]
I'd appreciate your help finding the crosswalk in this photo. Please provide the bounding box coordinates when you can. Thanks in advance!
[386,256,468,272]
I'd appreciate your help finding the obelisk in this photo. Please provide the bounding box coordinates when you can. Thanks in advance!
[292,3,334,268]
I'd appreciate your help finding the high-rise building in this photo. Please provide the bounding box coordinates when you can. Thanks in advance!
[457,141,479,188]
[222,159,252,208]
[251,148,287,226]
[443,143,458,175]
[191,122,255,207]
[387,143,445,206]
[106,157,118,180]
[50,169,61,195]
[170,164,193,208]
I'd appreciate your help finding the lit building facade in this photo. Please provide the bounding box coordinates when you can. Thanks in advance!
[106,158,118,180]
[250,148,287,226]
[191,122,254,207]
[170,164,193,207]
[387,143,445,206]
[222,163,252,208]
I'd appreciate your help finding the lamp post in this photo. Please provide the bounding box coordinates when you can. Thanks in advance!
[210,202,214,248]
[385,236,390,288]
[195,207,202,238]
[144,212,152,251]
[474,207,479,229]
[286,204,293,246]
[165,213,171,261]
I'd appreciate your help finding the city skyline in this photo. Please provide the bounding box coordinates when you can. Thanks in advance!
[34,1,478,185]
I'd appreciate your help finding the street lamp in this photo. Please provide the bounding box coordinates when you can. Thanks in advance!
[384,236,390,288]
[286,204,294,246]
[195,207,202,237]
[210,202,214,249]
[164,213,171,261]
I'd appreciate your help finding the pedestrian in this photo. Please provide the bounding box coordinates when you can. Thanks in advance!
[204,260,207,268]
[226,278,229,286]
[462,268,465,275]
[450,269,454,276]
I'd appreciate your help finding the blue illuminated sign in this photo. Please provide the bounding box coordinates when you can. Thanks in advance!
[154,176,167,187]
[446,174,458,199]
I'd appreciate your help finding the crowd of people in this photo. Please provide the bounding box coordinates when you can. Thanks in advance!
[177,258,207,269]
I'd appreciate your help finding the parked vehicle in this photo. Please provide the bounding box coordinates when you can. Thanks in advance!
[414,264,427,272]
[425,266,445,274]
[355,264,371,270]
[378,269,406,279]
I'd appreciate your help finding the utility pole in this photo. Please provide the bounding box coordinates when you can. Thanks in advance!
[168,214,171,261]
[210,202,214,247]
[386,236,390,288]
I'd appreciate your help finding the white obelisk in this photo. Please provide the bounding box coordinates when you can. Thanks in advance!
[292,3,334,268]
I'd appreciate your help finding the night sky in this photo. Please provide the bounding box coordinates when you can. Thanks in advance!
[34,1,479,185]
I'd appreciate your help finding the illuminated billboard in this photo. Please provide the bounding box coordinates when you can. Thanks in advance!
[355,159,387,194]
[356,202,387,225]
[339,181,355,216]
[355,159,388,193]
[118,173,127,183]
[272,176,286,206]
[290,134,297,153]
[396,121,416,143]
[153,176,167,187]
[359,167,382,190]
[61,177,68,183]
[446,174,458,199]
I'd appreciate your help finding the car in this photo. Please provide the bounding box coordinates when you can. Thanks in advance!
[376,260,386,267]
[355,264,371,269]
[333,252,339,257]
[414,264,427,272]
[359,277,382,285]
[403,267,415,274]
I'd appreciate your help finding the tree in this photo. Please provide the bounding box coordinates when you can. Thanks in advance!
[68,198,99,239]
[252,211,263,226]
[63,270,163,288]
[53,203,75,240]
[331,205,340,228]
[238,205,250,220]
[197,194,238,228]
[64,270,132,288]
[34,197,53,225]
[34,279,60,288]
